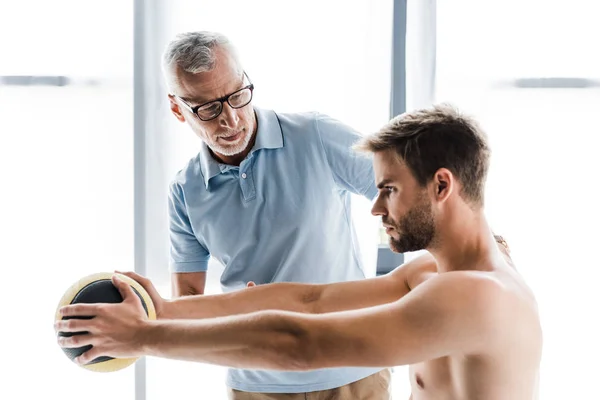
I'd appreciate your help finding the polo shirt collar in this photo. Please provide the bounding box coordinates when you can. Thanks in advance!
[198,107,283,188]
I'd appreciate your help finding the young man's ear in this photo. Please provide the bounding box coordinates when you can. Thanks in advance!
[168,95,186,122]
[433,168,454,202]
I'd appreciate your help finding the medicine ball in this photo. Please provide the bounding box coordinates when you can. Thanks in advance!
[55,272,156,372]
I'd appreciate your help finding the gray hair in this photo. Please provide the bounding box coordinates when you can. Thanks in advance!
[162,31,242,82]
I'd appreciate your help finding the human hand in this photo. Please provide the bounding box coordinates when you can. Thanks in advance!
[55,274,150,364]
[493,234,516,269]
[493,234,511,256]
[115,270,167,318]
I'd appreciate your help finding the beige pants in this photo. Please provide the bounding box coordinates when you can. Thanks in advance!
[227,369,392,400]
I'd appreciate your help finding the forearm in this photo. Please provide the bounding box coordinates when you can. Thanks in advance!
[163,283,317,319]
[140,311,310,370]
[164,273,410,320]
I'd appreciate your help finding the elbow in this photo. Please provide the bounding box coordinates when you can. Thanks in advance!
[276,334,314,371]
[172,285,204,297]
[171,273,206,297]
[300,286,323,314]
[275,317,370,371]
[267,314,322,371]
[290,329,322,371]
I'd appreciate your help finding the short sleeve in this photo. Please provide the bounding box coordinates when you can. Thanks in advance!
[315,113,377,200]
[168,181,210,272]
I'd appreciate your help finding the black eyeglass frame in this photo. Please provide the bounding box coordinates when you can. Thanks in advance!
[173,72,254,121]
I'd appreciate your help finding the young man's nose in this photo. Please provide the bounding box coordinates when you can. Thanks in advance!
[371,197,387,217]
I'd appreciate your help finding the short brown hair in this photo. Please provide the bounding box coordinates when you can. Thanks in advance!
[355,103,490,206]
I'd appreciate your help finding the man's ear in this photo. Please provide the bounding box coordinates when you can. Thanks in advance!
[432,168,454,203]
[168,95,186,122]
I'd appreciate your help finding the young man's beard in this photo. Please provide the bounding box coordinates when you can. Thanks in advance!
[387,196,436,254]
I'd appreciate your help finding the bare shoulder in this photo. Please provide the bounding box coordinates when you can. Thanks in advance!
[389,234,518,290]
[407,268,537,331]
[416,270,508,304]
[433,269,541,342]
[388,252,438,290]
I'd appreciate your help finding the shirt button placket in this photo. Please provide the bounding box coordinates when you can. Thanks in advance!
[240,169,255,201]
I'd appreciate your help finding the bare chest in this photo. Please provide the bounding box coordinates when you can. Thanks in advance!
[409,356,464,400]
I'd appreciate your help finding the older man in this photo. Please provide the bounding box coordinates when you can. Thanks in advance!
[158,30,387,398]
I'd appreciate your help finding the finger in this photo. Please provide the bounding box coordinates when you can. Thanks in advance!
[59,303,100,318]
[57,332,95,348]
[55,318,94,333]
[112,274,137,301]
[118,271,159,297]
[115,270,142,281]
[246,281,256,288]
[75,347,103,365]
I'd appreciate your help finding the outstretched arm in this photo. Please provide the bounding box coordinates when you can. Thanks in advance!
[122,237,509,322]
[56,270,506,369]
[124,252,436,320]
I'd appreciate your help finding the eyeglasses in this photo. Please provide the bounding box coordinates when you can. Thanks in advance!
[174,72,254,121]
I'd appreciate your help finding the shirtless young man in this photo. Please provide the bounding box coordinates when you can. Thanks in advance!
[56,104,543,400]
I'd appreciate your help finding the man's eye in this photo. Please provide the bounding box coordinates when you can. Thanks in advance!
[385,186,395,192]
[199,102,220,112]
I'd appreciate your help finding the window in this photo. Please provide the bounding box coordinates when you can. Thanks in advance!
[435,1,600,398]
[0,1,134,399]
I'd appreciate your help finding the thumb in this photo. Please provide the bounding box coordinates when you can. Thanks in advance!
[112,274,136,301]
[246,281,256,288]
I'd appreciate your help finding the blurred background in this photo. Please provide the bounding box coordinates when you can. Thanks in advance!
[1,0,598,399]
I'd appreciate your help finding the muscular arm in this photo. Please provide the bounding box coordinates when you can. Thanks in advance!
[58,243,512,367]
[161,252,436,320]
[137,271,506,370]
[161,236,508,319]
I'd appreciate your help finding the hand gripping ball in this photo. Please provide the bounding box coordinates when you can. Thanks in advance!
[55,272,156,372]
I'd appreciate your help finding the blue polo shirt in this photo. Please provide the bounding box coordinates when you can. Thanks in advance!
[168,107,382,393]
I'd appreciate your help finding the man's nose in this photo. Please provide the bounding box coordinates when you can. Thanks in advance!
[371,196,387,217]
[219,103,239,128]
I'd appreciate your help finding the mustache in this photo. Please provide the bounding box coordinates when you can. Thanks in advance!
[218,129,244,138]
[382,217,395,227]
